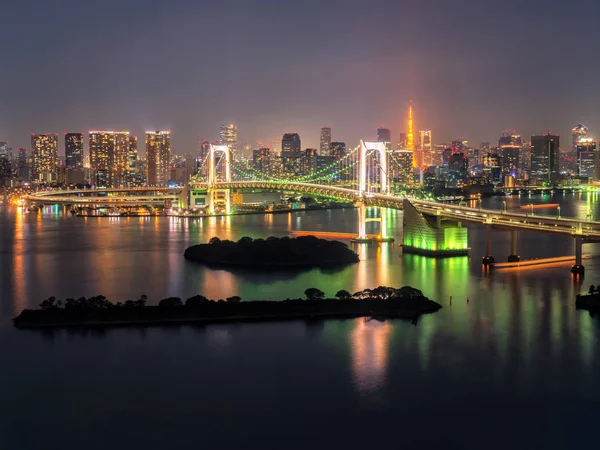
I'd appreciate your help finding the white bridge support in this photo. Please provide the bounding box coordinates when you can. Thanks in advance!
[208,144,232,215]
[354,141,392,243]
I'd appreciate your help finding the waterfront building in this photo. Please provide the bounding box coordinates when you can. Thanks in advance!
[112,132,130,187]
[89,131,113,187]
[146,131,171,186]
[319,127,331,155]
[501,145,520,181]
[281,133,301,175]
[576,138,597,179]
[128,135,138,185]
[31,134,59,182]
[530,133,560,183]
[65,133,84,169]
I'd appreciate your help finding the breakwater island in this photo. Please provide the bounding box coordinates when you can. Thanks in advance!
[184,235,359,268]
[13,286,442,329]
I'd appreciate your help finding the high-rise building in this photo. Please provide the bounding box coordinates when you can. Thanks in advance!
[88,131,131,187]
[281,133,301,157]
[31,134,59,181]
[530,133,560,183]
[65,133,84,169]
[398,132,407,150]
[377,127,392,149]
[16,147,29,181]
[89,131,113,186]
[330,142,346,159]
[252,148,271,177]
[0,142,11,182]
[393,150,413,185]
[576,138,597,179]
[128,135,138,184]
[220,124,238,152]
[572,123,589,153]
[499,130,522,147]
[419,130,432,166]
[320,127,332,155]
[501,145,520,180]
[146,131,171,186]
[112,132,130,187]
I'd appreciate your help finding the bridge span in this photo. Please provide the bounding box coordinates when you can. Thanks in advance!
[24,181,600,274]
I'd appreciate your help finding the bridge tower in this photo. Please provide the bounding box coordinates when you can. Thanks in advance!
[353,141,393,243]
[207,144,232,215]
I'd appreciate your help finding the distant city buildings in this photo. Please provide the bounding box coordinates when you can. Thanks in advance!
[530,133,560,183]
[146,131,171,186]
[376,127,392,149]
[319,127,331,155]
[219,124,238,152]
[65,133,84,169]
[31,134,59,182]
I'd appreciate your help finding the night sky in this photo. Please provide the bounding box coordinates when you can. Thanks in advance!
[1,0,600,155]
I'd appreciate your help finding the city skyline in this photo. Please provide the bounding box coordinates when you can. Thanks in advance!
[2,1,600,153]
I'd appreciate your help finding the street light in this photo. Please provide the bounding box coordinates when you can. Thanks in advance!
[529,204,534,215]
[502,201,507,213]
[557,206,561,219]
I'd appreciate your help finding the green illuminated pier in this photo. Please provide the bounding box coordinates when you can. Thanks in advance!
[402,199,469,257]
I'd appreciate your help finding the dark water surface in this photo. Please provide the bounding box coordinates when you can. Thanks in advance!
[1,193,600,449]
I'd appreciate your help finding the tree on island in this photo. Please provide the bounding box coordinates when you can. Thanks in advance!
[335,289,352,300]
[209,237,221,244]
[158,297,183,308]
[237,237,253,245]
[305,288,325,300]
[186,295,210,307]
[226,296,242,304]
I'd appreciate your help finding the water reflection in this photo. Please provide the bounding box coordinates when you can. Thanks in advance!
[350,318,392,395]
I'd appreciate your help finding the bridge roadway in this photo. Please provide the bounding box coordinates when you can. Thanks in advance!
[210,181,600,239]
[25,187,182,207]
[26,181,600,240]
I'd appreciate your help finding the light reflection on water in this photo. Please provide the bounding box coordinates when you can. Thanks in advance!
[2,194,600,448]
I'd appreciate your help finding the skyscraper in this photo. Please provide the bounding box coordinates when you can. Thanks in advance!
[281,133,301,157]
[501,145,520,180]
[398,132,407,150]
[530,133,560,183]
[65,133,84,169]
[220,124,238,152]
[320,127,331,155]
[112,132,130,187]
[89,131,113,186]
[419,130,432,166]
[330,142,346,159]
[377,126,392,146]
[146,131,171,186]
[576,138,597,179]
[572,123,589,153]
[0,142,11,182]
[31,134,59,181]
[128,135,138,184]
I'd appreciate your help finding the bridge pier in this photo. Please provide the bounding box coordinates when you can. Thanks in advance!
[482,224,495,265]
[571,235,585,275]
[508,229,520,262]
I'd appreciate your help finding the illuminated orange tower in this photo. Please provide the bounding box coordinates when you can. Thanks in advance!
[406,101,416,168]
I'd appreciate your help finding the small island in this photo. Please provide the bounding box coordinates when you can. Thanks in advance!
[13,286,442,329]
[184,235,359,268]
